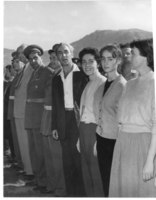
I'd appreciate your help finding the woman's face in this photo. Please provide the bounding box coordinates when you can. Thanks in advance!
[131,47,145,70]
[81,53,99,76]
[101,50,119,73]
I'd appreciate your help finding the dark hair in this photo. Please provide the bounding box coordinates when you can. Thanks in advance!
[100,44,122,59]
[79,47,100,64]
[5,64,12,72]
[120,43,131,49]
[130,38,154,71]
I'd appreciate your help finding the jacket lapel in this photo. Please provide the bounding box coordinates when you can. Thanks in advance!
[57,74,65,106]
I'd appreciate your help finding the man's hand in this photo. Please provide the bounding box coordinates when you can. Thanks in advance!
[93,141,97,157]
[76,138,80,153]
[52,130,59,140]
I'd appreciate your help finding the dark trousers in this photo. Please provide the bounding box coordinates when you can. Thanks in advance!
[79,123,104,197]
[96,134,116,197]
[10,118,22,167]
[4,119,15,159]
[27,129,47,187]
[60,111,85,197]
[43,135,66,195]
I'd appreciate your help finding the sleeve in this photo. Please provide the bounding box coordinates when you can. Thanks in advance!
[151,84,156,135]
[51,77,57,131]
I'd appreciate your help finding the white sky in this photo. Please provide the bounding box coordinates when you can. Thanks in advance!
[4,0,153,50]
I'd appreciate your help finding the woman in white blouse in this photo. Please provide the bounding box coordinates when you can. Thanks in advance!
[109,39,156,197]
[77,47,106,197]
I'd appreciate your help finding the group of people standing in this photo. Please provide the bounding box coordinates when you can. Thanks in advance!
[4,38,156,197]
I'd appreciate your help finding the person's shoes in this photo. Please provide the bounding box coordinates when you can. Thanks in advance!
[54,193,67,197]
[40,188,54,194]
[3,163,12,168]
[54,190,67,197]
[25,180,36,187]
[17,170,25,175]
[4,179,26,187]
[33,185,46,191]
[23,174,34,181]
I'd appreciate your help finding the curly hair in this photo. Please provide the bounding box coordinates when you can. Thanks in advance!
[79,47,100,64]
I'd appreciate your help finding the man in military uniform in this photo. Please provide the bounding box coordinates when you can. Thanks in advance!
[13,44,34,179]
[24,45,53,192]
[7,52,24,169]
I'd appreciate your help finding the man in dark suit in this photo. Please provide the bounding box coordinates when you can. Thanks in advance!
[24,45,53,192]
[52,43,88,197]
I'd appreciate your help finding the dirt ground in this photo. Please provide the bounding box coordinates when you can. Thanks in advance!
[3,155,55,197]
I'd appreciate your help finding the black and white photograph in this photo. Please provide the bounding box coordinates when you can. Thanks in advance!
[2,0,156,198]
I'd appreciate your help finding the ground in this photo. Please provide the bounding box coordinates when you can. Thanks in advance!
[3,155,55,197]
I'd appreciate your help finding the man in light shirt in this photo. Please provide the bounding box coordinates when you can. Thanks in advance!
[52,43,88,197]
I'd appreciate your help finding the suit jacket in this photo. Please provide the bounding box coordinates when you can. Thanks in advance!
[52,68,88,140]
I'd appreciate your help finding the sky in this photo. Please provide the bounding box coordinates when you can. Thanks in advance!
[3,0,154,50]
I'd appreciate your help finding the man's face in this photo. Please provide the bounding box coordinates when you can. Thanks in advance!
[122,48,132,63]
[18,52,27,64]
[49,52,61,70]
[12,59,24,73]
[57,44,73,67]
[29,52,42,70]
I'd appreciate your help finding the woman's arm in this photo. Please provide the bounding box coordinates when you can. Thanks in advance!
[143,134,156,182]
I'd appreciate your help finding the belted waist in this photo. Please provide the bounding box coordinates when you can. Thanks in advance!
[119,123,151,133]
[44,105,52,110]
[26,98,44,103]
[9,96,15,100]
[65,108,74,111]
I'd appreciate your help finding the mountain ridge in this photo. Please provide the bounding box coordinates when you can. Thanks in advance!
[4,29,152,66]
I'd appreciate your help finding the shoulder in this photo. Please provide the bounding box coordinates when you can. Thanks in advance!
[73,70,89,82]
[39,66,54,78]
[118,75,127,85]
[98,74,107,83]
[115,75,127,90]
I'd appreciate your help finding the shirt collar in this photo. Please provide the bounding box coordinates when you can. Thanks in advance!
[59,63,79,77]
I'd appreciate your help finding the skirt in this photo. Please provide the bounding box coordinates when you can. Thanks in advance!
[109,131,156,197]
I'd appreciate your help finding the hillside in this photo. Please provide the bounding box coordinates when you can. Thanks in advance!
[71,28,152,57]
[4,28,152,66]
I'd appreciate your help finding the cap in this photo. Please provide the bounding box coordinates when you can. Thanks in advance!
[48,43,60,54]
[23,44,43,59]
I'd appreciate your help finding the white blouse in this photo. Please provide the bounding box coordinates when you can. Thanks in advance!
[80,72,106,124]
[118,71,156,134]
